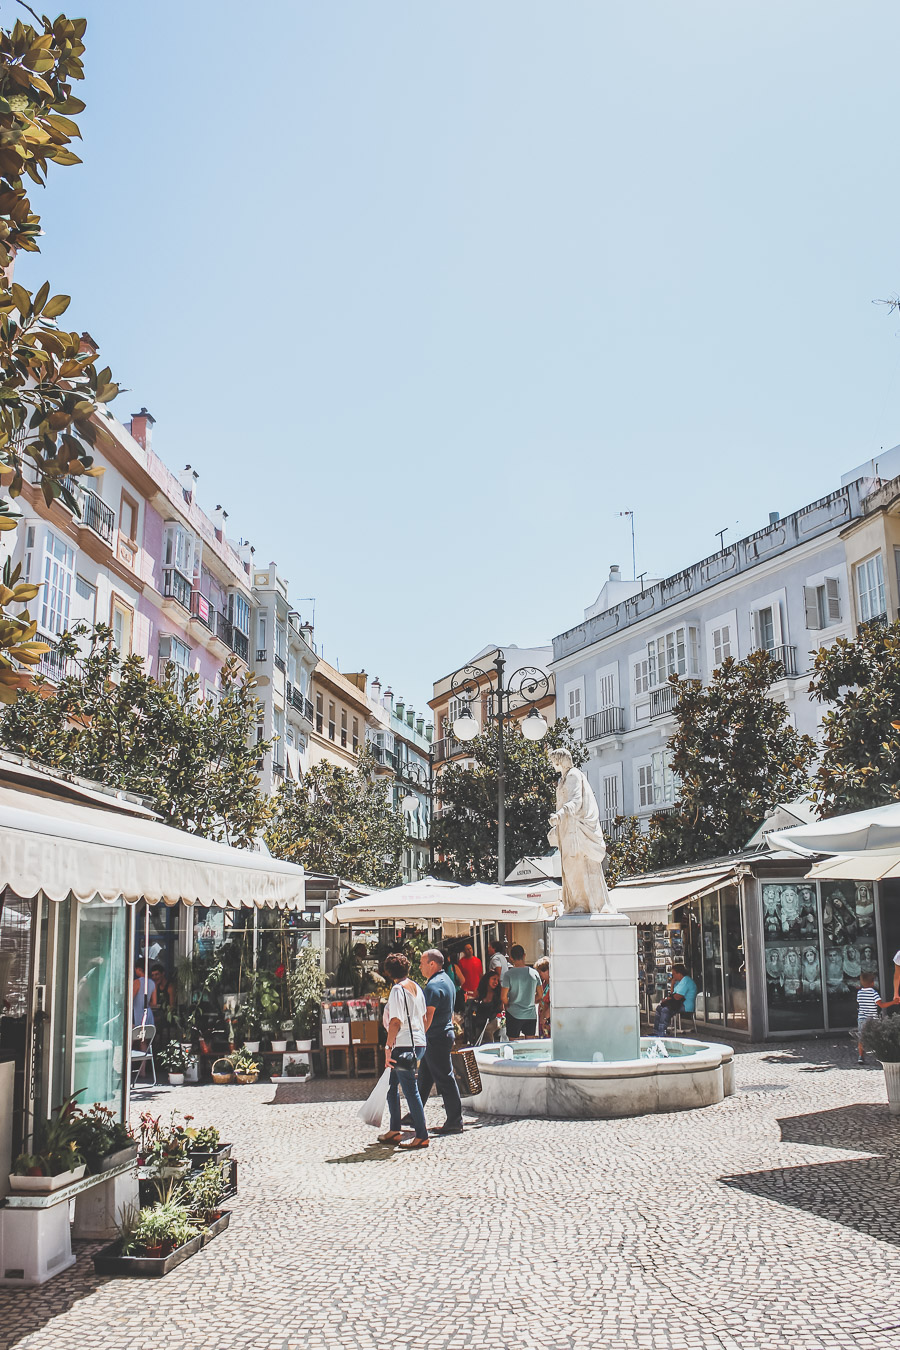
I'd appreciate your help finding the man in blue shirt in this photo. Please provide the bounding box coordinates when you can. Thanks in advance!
[415,949,464,1135]
[653,965,698,1035]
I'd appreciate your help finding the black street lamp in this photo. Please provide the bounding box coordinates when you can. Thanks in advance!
[447,651,550,883]
[397,753,435,873]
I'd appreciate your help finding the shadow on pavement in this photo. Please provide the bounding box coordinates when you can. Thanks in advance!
[721,1101,900,1246]
[0,1247,109,1348]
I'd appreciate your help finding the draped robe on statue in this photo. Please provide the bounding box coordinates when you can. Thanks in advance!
[547,767,615,915]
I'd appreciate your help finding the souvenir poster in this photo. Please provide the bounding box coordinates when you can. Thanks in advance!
[762,883,823,1032]
[822,880,877,1028]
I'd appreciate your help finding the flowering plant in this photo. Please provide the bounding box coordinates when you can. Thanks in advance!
[13,1093,84,1177]
[137,1110,190,1170]
[69,1102,134,1174]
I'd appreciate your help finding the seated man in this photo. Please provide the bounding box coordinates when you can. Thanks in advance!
[653,965,697,1036]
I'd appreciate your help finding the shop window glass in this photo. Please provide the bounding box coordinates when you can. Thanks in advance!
[51,897,73,1106]
[700,893,724,1024]
[720,885,748,1030]
[74,897,127,1112]
[822,881,877,1029]
[762,882,823,1032]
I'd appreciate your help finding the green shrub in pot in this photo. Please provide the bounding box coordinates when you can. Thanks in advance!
[861,1013,900,1061]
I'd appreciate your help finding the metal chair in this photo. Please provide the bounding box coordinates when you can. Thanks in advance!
[131,1023,157,1087]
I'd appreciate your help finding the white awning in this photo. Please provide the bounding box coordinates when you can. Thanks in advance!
[0,784,305,909]
[609,867,738,924]
[806,851,900,881]
[328,877,557,925]
[770,802,900,858]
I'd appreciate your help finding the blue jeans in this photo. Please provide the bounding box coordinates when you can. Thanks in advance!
[417,1032,463,1129]
[387,1046,428,1138]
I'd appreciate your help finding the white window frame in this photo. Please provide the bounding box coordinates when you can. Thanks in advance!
[229,590,251,636]
[749,591,786,654]
[804,573,842,631]
[856,554,885,624]
[635,760,654,809]
[632,656,651,697]
[40,527,76,637]
[596,663,618,711]
[564,676,585,724]
[647,624,700,688]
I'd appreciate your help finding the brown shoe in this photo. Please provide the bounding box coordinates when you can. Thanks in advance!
[398,1137,429,1150]
[377,1131,402,1144]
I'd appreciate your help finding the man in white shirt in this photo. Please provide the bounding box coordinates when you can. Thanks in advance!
[893,950,900,1003]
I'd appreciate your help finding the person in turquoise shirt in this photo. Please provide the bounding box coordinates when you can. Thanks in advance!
[653,965,697,1035]
[501,945,542,1040]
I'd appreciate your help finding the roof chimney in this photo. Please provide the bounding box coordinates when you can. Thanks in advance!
[383,686,393,709]
[130,407,155,451]
[178,464,198,500]
[371,677,382,701]
[212,504,228,541]
[608,564,621,582]
[769,511,780,526]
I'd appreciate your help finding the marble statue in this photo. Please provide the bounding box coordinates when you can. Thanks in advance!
[547,748,616,915]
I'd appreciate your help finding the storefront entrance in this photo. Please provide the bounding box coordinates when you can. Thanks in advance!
[676,884,748,1032]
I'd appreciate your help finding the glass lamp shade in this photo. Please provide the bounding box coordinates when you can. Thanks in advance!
[402,793,419,813]
[452,705,479,741]
[521,708,549,741]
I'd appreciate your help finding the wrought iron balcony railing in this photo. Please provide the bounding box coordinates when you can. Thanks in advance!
[584,707,625,741]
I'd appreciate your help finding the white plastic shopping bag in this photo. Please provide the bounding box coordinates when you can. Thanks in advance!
[358,1066,392,1128]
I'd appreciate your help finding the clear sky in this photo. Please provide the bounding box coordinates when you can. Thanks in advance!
[16,1,900,712]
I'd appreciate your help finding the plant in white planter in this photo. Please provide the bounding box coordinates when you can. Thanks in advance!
[861,1013,900,1112]
[158,1042,193,1086]
[10,1093,85,1190]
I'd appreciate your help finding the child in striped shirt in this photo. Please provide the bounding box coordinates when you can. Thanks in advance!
[857,973,882,1065]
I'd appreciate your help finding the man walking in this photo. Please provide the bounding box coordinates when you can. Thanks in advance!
[416,948,464,1135]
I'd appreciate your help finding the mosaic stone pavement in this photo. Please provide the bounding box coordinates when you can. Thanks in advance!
[2,1038,900,1350]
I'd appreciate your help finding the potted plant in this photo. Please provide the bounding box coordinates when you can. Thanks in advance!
[289,947,326,1050]
[242,1014,262,1054]
[183,1122,232,1165]
[125,1198,199,1258]
[285,1060,310,1080]
[69,1103,136,1174]
[861,1013,900,1111]
[183,1160,227,1227]
[229,1048,261,1084]
[211,1056,233,1084]
[136,1111,190,1178]
[10,1093,86,1191]
[157,1042,193,1086]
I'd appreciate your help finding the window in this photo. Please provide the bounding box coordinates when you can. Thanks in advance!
[159,635,191,697]
[40,529,75,636]
[352,716,359,753]
[633,658,651,696]
[110,597,133,656]
[273,708,284,752]
[565,678,584,723]
[288,652,297,686]
[341,709,348,748]
[647,625,699,686]
[316,692,323,733]
[229,591,250,636]
[275,622,286,661]
[205,681,218,706]
[804,578,841,630]
[602,774,619,819]
[447,696,466,729]
[163,522,196,577]
[597,671,616,710]
[257,610,267,654]
[651,749,676,805]
[712,625,731,666]
[751,606,776,653]
[119,491,138,543]
[637,764,654,808]
[328,701,336,740]
[73,574,96,626]
[856,555,885,623]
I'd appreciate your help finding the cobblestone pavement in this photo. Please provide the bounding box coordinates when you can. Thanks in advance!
[2,1038,900,1350]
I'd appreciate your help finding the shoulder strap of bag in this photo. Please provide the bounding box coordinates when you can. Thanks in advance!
[400,984,416,1044]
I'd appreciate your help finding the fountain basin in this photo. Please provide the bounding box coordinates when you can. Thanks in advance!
[470,1038,735,1120]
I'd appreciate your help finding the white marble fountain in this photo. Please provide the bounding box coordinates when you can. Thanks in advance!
[469,751,733,1121]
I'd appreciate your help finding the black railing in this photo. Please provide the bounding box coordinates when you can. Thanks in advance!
[190,590,214,631]
[286,681,293,701]
[272,761,285,779]
[432,736,466,764]
[274,653,286,673]
[216,611,233,647]
[256,648,267,663]
[231,629,249,663]
[585,707,625,741]
[163,569,191,610]
[304,696,314,722]
[649,685,679,718]
[769,644,798,678]
[81,488,115,543]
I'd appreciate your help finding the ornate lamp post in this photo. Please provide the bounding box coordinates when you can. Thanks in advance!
[398,754,435,874]
[447,652,550,883]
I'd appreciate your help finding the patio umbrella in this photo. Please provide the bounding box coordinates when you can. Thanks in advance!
[769,801,900,858]
[327,878,557,925]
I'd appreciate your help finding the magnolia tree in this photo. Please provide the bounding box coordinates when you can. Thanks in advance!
[0,625,271,845]
[0,12,118,695]
[266,746,406,889]
[652,651,817,866]
[430,718,586,884]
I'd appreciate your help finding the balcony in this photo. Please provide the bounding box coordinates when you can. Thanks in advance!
[649,685,680,719]
[584,707,625,741]
[274,653,286,673]
[272,760,285,779]
[81,488,115,543]
[305,696,314,722]
[768,644,798,678]
[215,611,233,647]
[256,648,267,663]
[190,590,215,631]
[231,629,249,663]
[163,569,191,611]
[35,639,79,683]
[432,736,467,764]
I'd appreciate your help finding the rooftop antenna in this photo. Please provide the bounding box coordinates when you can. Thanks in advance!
[637,571,648,592]
[715,527,729,551]
[617,511,636,579]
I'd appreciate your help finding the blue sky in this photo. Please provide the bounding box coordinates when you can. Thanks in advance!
[17,1,900,710]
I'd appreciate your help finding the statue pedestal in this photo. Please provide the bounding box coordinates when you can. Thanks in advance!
[549,914,640,1063]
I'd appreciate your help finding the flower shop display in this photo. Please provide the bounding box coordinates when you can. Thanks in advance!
[229,1048,261,1084]
[69,1102,136,1174]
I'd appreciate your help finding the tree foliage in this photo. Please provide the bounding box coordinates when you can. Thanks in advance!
[0,11,118,696]
[652,652,817,866]
[605,815,662,887]
[266,746,405,890]
[0,624,271,845]
[809,620,900,816]
[430,718,586,884]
